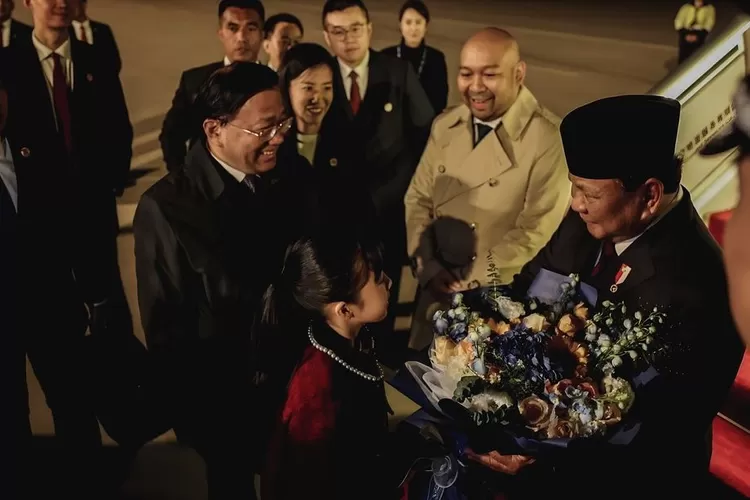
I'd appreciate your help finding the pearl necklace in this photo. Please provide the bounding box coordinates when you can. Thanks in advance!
[307,324,385,382]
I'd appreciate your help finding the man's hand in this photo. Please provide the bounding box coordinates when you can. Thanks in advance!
[427,268,462,298]
[464,448,535,475]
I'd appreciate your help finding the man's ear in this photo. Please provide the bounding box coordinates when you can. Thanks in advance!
[203,119,222,142]
[514,60,526,85]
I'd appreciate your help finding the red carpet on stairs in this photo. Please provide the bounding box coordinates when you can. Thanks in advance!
[706,211,750,497]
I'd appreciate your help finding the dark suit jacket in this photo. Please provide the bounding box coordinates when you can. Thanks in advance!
[512,192,744,495]
[69,20,122,74]
[159,61,223,171]
[6,19,32,49]
[2,35,132,315]
[326,50,434,224]
[134,142,318,436]
[381,42,449,113]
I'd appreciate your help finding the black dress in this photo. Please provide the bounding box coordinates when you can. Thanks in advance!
[382,40,449,113]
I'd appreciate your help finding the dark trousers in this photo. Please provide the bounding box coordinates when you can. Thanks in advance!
[678,30,708,64]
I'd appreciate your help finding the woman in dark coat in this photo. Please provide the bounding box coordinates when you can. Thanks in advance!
[277,42,356,174]
[382,0,449,113]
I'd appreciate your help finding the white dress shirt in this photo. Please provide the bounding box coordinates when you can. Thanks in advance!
[0,138,18,210]
[71,19,93,44]
[210,151,245,183]
[338,51,370,100]
[1,18,11,48]
[32,35,74,129]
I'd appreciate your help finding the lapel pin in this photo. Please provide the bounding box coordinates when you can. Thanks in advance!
[384,102,393,112]
[329,158,338,167]
[86,73,94,82]
[20,147,31,158]
[610,263,632,294]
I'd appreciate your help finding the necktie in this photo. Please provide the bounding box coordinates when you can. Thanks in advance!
[243,175,266,195]
[474,123,493,146]
[78,24,89,44]
[591,240,615,277]
[51,53,73,155]
[349,71,361,116]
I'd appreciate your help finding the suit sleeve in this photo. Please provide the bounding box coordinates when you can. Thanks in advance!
[369,63,435,218]
[160,72,193,171]
[107,68,133,195]
[133,194,187,354]
[104,25,122,74]
[470,135,570,286]
[431,52,449,113]
[404,120,445,286]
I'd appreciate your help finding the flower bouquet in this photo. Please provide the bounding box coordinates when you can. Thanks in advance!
[415,271,666,456]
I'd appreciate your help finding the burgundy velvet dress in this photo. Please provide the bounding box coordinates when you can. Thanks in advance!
[262,322,393,500]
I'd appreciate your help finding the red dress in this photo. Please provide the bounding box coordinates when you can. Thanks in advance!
[262,322,392,500]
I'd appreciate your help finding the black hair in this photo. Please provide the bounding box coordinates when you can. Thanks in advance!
[278,43,335,117]
[262,227,384,326]
[218,0,265,22]
[321,0,370,27]
[193,62,278,130]
[264,13,304,39]
[398,0,430,23]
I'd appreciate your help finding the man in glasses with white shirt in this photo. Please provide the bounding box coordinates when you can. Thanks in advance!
[135,62,307,500]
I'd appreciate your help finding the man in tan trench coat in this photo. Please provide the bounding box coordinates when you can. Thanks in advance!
[405,28,570,350]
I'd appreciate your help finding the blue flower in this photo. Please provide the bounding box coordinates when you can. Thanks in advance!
[434,317,449,335]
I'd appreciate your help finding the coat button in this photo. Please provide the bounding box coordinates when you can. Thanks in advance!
[438,165,446,173]
[471,254,477,261]
[470,222,476,230]
[20,147,30,158]
[488,178,498,187]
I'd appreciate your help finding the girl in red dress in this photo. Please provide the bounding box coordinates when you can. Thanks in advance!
[261,229,398,500]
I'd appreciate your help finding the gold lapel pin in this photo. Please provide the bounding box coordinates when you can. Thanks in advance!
[609,284,618,293]
[86,73,94,82]
[384,102,393,112]
[20,147,31,158]
[329,158,338,167]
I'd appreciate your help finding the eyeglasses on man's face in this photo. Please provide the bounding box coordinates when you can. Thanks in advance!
[326,23,366,41]
[227,116,294,141]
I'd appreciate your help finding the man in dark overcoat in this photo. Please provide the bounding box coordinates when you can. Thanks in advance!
[474,95,744,497]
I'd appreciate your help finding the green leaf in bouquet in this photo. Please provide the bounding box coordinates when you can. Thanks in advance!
[453,376,486,403]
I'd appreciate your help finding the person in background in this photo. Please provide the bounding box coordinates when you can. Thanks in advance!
[263,12,302,72]
[700,75,750,346]
[405,28,569,350]
[159,0,265,171]
[0,0,31,48]
[674,0,715,63]
[70,0,121,73]
[277,42,352,171]
[261,228,398,500]
[322,0,434,346]
[4,0,132,495]
[382,0,448,113]
[136,63,304,500]
[0,73,23,500]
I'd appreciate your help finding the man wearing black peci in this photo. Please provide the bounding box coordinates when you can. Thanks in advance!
[471,95,744,496]
[321,0,434,339]
[160,0,265,171]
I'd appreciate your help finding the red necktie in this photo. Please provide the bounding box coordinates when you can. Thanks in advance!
[52,53,73,155]
[78,25,89,44]
[349,70,361,115]
[591,240,615,277]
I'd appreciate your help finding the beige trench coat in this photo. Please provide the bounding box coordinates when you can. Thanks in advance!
[404,86,571,349]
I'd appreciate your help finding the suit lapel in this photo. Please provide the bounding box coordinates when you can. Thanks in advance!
[357,50,389,123]
[332,62,354,121]
[12,37,59,138]
[436,107,514,205]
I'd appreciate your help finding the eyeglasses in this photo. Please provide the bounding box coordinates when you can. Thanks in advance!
[227,116,294,141]
[326,23,366,41]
